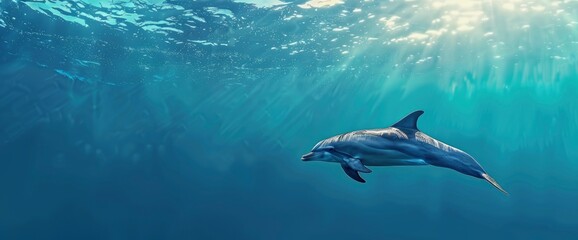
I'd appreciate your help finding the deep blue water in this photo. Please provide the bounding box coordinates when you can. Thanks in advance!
[1,0,578,239]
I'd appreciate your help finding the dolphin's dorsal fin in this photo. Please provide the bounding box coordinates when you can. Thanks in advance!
[392,110,424,131]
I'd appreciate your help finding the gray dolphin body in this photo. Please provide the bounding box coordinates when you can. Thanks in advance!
[302,110,507,194]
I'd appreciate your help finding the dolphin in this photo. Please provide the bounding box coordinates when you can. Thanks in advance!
[301,110,508,194]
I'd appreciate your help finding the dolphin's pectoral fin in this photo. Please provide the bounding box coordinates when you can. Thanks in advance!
[341,163,366,183]
[345,158,372,173]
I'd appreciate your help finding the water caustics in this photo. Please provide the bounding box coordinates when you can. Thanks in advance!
[1,0,577,161]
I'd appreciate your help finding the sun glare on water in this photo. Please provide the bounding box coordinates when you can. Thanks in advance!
[389,0,571,44]
[345,0,578,94]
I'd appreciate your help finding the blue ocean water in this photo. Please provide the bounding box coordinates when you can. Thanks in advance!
[1,0,578,239]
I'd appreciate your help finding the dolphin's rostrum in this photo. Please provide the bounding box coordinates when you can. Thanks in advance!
[302,110,508,195]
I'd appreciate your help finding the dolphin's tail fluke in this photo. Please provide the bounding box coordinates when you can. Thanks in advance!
[482,173,508,195]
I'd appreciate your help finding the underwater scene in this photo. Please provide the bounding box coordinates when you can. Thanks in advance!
[1,0,578,239]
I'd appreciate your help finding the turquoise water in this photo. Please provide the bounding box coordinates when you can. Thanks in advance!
[1,0,578,239]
